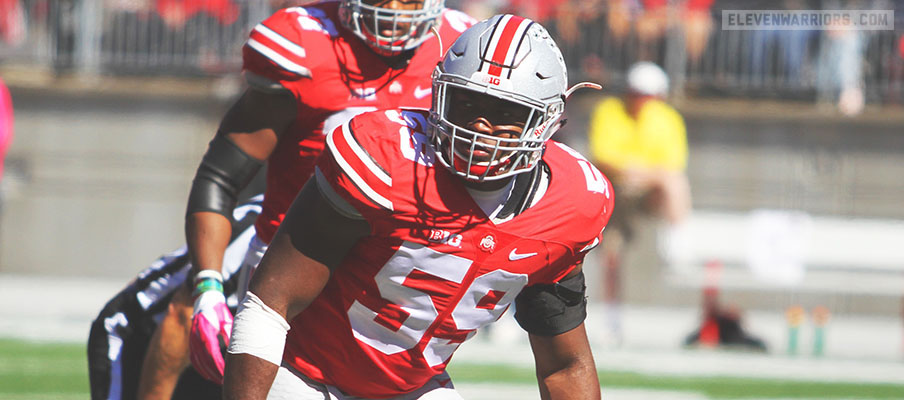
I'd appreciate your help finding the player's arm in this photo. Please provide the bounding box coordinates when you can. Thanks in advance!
[223,172,370,399]
[185,87,296,278]
[515,265,600,399]
[529,322,599,399]
[184,86,296,382]
[187,6,313,280]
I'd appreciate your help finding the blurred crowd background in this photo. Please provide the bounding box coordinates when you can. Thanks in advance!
[1,0,903,111]
[1,0,903,359]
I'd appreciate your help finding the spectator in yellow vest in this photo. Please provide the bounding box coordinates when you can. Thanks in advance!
[587,61,691,345]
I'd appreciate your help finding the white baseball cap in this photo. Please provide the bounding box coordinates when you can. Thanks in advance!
[626,61,669,96]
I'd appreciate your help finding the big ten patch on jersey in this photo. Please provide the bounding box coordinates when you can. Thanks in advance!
[404,221,568,287]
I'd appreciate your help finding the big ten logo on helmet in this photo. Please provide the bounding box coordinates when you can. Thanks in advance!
[482,75,501,86]
[474,71,512,90]
[428,229,463,247]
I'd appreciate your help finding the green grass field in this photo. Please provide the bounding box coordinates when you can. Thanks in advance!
[447,364,904,399]
[0,340,89,400]
[2,339,903,399]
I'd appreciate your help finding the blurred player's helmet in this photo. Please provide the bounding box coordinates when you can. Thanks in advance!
[339,0,444,57]
[429,14,597,181]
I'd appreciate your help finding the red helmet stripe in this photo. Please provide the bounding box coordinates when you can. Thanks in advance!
[487,15,527,77]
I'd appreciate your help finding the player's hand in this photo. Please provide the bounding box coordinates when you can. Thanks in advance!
[189,270,232,384]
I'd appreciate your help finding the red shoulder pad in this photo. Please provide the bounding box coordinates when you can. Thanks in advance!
[242,6,340,84]
[318,110,405,214]
[546,142,614,255]
[319,109,432,215]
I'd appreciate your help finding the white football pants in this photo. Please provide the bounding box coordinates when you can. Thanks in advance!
[267,363,464,400]
[234,234,268,302]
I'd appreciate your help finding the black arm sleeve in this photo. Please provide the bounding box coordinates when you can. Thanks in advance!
[186,135,264,220]
[280,175,371,270]
[514,271,588,336]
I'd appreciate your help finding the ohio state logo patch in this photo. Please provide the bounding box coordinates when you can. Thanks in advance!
[479,234,496,253]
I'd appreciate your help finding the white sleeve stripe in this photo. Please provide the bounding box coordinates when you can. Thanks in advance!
[326,128,393,211]
[340,123,392,186]
[253,24,306,58]
[246,38,311,77]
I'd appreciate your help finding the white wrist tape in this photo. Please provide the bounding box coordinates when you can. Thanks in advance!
[227,291,291,366]
[194,269,224,283]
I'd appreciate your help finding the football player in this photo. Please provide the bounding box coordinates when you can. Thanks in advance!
[184,0,473,388]
[87,1,474,399]
[88,197,262,400]
[224,14,613,399]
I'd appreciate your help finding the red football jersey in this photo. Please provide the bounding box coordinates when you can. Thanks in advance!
[283,109,614,397]
[242,2,475,243]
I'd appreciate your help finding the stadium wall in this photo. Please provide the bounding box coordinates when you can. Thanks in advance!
[1,83,901,317]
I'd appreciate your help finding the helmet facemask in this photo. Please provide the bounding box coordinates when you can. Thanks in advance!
[427,14,597,182]
[430,75,566,182]
[340,0,444,57]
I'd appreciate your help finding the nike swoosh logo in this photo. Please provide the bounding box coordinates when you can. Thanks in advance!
[509,249,538,261]
[414,86,431,99]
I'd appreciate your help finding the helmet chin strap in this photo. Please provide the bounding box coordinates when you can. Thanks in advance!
[565,82,602,99]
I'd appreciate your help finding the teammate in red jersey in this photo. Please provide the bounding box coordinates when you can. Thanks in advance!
[224,14,612,399]
[131,1,474,398]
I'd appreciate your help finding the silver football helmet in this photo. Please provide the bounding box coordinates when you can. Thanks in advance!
[339,0,444,57]
[429,14,599,181]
